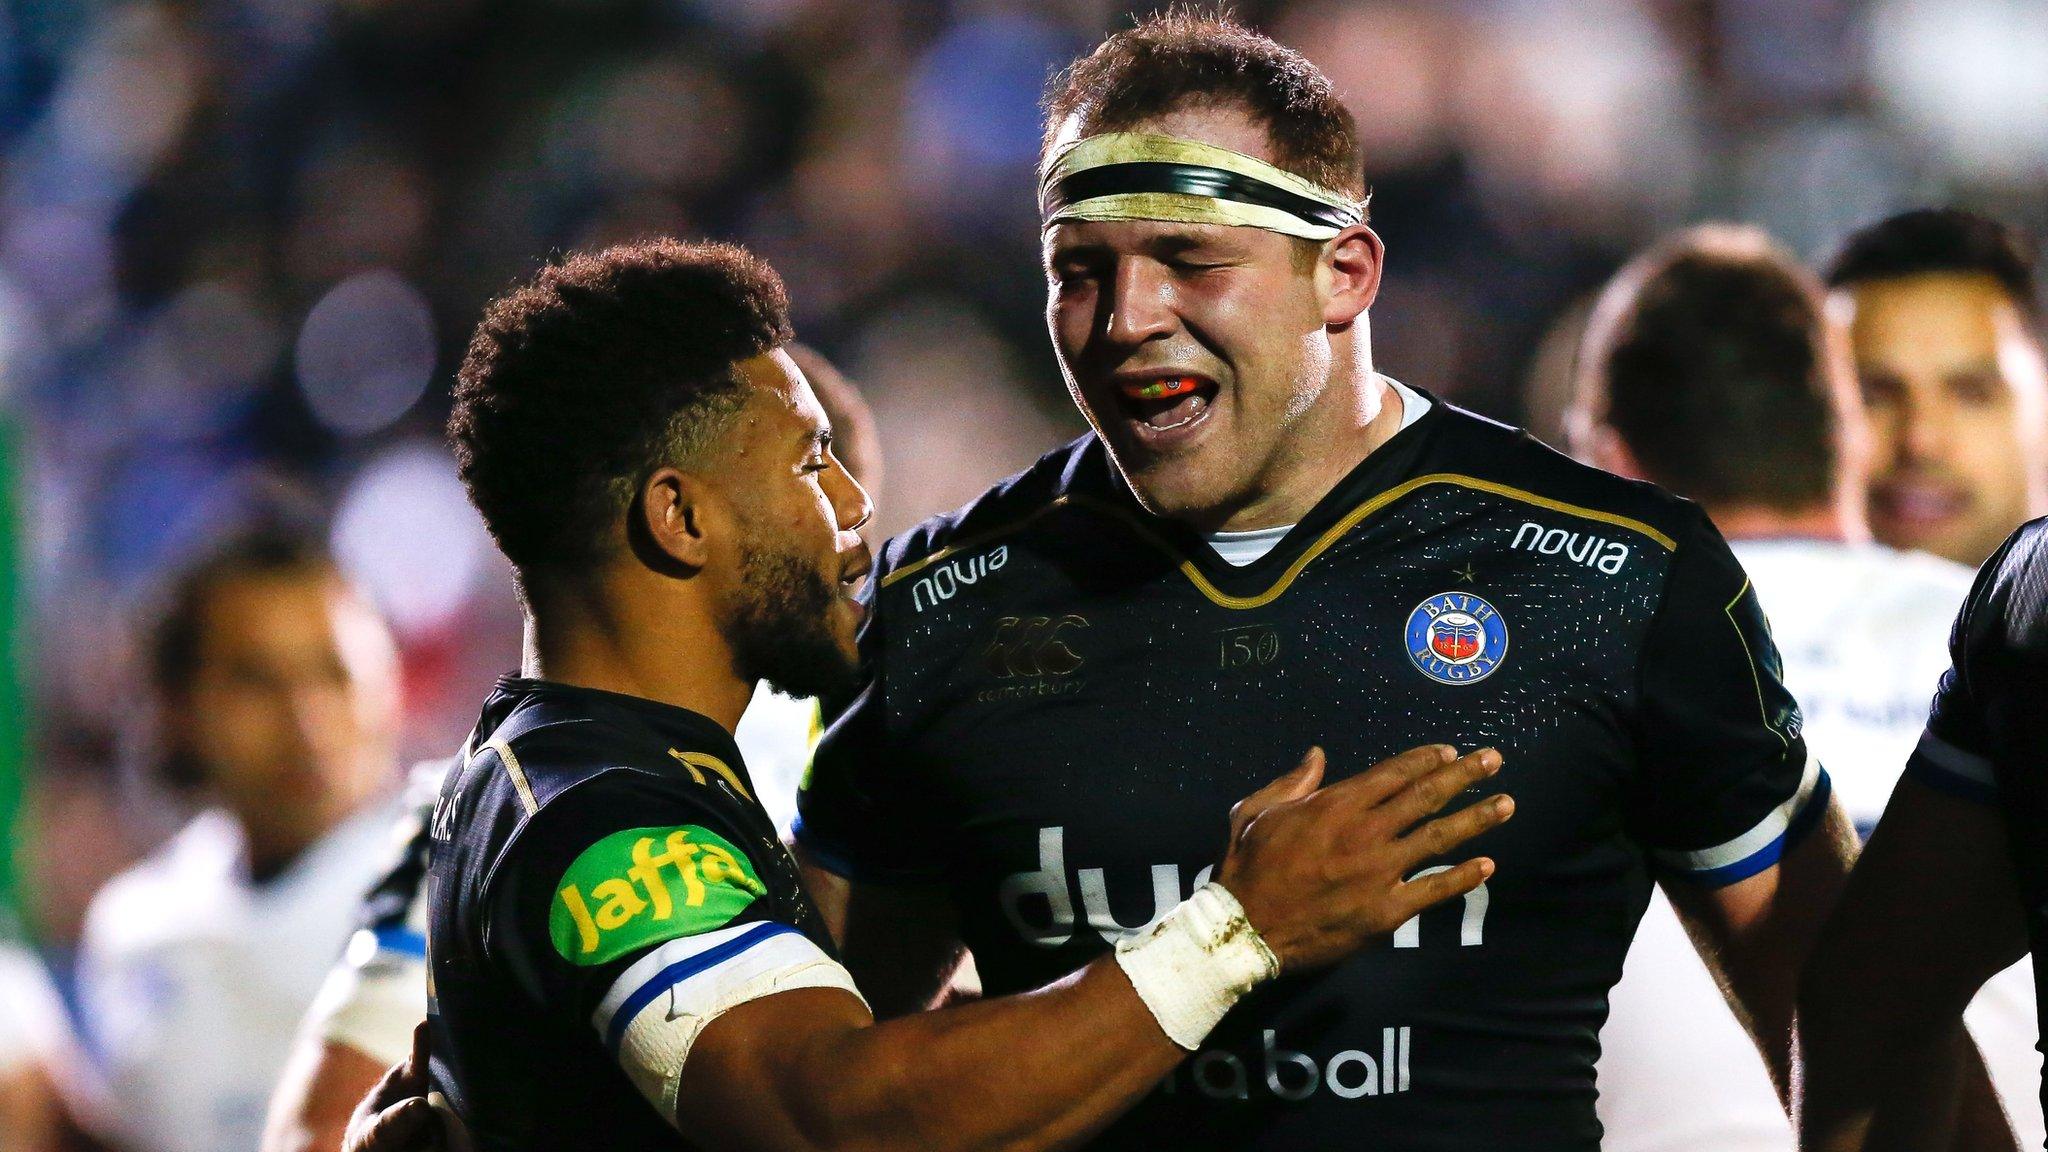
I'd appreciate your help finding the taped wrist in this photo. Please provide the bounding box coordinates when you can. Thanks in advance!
[1113,882,1281,1050]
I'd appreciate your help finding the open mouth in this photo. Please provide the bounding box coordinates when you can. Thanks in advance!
[1872,478,1969,534]
[1112,371,1220,448]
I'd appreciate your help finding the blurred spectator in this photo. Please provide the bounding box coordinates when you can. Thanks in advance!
[1568,223,2041,1149]
[1825,208,2048,567]
[73,513,406,1152]
[0,928,69,1152]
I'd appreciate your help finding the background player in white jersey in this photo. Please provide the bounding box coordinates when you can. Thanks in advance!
[1569,224,2035,1149]
[1824,209,2048,570]
[0,926,74,1152]
[260,347,888,1152]
[75,515,409,1152]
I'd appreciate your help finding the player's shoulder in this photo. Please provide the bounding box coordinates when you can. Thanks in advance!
[81,810,244,959]
[1959,516,2048,657]
[1425,401,1703,554]
[876,432,1105,577]
[451,680,761,890]
[462,678,744,814]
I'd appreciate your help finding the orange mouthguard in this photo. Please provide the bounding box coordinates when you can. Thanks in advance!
[1119,376,1204,401]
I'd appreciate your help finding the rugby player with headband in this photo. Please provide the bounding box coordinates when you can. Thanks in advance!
[795,14,1863,1151]
[344,235,1507,1152]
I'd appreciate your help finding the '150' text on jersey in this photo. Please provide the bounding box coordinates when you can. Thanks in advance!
[797,391,1825,1152]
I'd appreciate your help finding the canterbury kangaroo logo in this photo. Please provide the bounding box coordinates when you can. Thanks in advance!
[982,615,1088,679]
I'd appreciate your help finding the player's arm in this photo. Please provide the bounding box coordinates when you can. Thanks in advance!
[265,936,427,1152]
[267,774,439,1152]
[1628,507,1848,1103]
[796,860,967,1019]
[1659,796,1854,1102]
[264,920,430,1152]
[675,745,1509,1152]
[1798,774,2027,1152]
[1800,529,2037,1152]
[266,1041,394,1152]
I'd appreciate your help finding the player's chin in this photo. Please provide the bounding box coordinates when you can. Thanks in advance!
[831,594,865,648]
[1120,457,1246,523]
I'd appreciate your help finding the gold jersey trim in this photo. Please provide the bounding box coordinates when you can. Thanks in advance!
[1723,578,1792,751]
[881,474,1677,612]
[488,737,539,816]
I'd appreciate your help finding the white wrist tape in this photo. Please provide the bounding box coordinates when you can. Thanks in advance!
[1113,882,1280,1050]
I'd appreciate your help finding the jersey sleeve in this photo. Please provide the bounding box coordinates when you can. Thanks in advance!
[1629,509,1828,887]
[1903,530,2029,806]
[792,570,951,885]
[486,768,862,1117]
[303,766,443,1066]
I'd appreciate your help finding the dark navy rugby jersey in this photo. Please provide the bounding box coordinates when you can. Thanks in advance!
[427,678,845,1152]
[1899,517,2048,1129]
[796,392,1827,1152]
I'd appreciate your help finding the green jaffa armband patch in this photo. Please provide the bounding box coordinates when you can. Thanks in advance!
[549,825,767,966]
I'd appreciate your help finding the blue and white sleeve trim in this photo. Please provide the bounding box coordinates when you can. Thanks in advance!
[1904,731,1999,806]
[589,920,865,1114]
[1654,756,1830,887]
[309,929,431,1066]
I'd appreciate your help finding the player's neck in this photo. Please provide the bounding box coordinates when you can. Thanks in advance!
[519,573,753,733]
[1204,371,1403,533]
[234,787,367,885]
[1706,493,1868,545]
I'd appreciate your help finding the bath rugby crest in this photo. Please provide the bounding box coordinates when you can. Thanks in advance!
[1405,592,1508,684]
[799,383,1824,1152]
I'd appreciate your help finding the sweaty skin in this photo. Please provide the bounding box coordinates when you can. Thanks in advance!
[1835,272,2048,567]
[350,347,1514,1152]
[1041,104,1397,535]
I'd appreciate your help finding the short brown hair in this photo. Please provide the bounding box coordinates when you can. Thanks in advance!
[1578,225,1839,513]
[1043,9,1365,201]
[449,239,793,583]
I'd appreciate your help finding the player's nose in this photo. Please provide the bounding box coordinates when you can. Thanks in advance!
[1099,258,1177,348]
[830,463,874,536]
[1898,391,1952,461]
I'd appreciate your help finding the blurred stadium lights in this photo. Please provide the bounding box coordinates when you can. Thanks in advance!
[293,270,436,437]
[905,11,1083,230]
[330,441,491,638]
[1870,0,2048,182]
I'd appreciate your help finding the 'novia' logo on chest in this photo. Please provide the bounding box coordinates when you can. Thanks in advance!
[1510,520,1630,574]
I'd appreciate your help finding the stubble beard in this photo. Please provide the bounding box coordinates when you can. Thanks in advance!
[722,531,858,703]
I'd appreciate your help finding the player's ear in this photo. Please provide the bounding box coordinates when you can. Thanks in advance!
[637,466,721,572]
[1318,224,1384,327]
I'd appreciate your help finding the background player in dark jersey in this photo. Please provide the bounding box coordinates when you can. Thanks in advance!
[390,237,1511,1152]
[1799,519,2048,1148]
[794,15,1859,1151]
[1824,209,2048,569]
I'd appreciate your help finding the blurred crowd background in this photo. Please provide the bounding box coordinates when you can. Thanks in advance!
[0,0,2046,1104]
